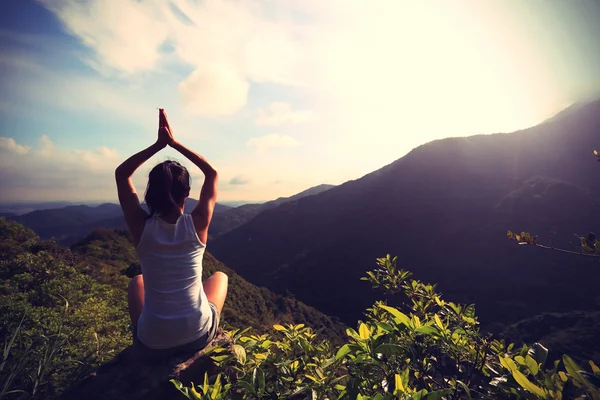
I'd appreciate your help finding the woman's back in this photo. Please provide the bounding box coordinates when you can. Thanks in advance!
[135,214,212,349]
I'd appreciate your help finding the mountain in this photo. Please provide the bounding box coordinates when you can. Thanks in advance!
[8,203,124,243]
[210,99,600,327]
[184,200,232,214]
[0,201,74,215]
[5,186,332,245]
[5,201,232,245]
[208,184,335,238]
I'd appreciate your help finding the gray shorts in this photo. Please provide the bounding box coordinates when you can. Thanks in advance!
[133,301,220,359]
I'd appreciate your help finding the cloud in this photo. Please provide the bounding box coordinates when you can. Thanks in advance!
[39,0,169,73]
[228,175,250,185]
[0,137,30,154]
[0,135,120,202]
[179,64,249,116]
[39,0,307,116]
[246,134,299,151]
[254,102,313,126]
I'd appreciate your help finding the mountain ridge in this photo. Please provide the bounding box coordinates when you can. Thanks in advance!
[210,99,600,326]
[4,184,336,244]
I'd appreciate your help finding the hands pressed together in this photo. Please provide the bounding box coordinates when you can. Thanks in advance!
[157,108,176,148]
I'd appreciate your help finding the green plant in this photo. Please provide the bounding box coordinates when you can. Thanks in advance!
[173,255,600,399]
[507,231,599,258]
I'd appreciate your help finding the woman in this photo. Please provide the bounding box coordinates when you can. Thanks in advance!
[115,108,228,356]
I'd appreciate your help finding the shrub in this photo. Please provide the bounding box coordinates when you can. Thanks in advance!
[173,255,600,399]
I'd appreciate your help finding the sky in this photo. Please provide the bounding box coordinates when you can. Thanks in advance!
[1,0,600,203]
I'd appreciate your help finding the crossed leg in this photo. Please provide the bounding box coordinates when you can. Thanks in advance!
[128,274,144,329]
[127,272,229,329]
[202,271,228,313]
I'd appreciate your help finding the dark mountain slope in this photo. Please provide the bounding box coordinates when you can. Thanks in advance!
[208,184,334,238]
[210,99,600,326]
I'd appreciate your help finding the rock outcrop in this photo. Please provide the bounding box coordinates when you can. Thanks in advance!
[59,330,232,400]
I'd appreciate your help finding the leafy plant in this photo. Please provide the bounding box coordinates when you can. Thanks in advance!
[173,254,600,399]
[507,231,599,258]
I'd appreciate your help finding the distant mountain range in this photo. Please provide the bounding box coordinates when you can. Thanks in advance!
[5,185,335,245]
[0,201,74,216]
[209,99,600,327]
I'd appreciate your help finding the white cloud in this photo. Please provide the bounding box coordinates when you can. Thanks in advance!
[39,0,307,116]
[0,135,121,202]
[39,0,169,73]
[254,102,313,126]
[246,134,299,151]
[179,64,249,116]
[0,137,31,154]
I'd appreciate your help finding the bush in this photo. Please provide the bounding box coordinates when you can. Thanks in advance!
[173,255,600,399]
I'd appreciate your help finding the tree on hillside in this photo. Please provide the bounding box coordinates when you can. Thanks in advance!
[508,149,600,259]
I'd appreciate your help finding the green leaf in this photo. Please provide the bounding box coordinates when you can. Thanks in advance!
[433,314,444,330]
[448,303,461,315]
[415,326,439,336]
[336,344,352,360]
[499,356,518,372]
[236,380,254,392]
[394,373,404,395]
[373,343,403,357]
[358,323,371,340]
[455,380,472,400]
[514,356,526,365]
[233,344,246,365]
[252,367,265,392]
[273,324,287,331]
[305,374,319,383]
[379,304,411,326]
[589,360,600,374]
[211,355,229,363]
[563,355,591,388]
[525,355,539,376]
[558,371,568,382]
[346,328,361,341]
[512,369,547,398]
[376,322,394,333]
[528,343,548,367]
[422,389,452,400]
[190,384,203,400]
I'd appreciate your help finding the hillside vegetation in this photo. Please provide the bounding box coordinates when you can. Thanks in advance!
[171,255,600,399]
[0,218,343,399]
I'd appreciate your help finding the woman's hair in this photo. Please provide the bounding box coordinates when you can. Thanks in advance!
[145,160,190,217]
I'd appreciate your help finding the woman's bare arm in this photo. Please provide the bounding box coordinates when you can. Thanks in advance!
[170,140,218,244]
[115,109,172,245]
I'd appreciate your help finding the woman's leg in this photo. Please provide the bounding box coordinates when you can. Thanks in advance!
[128,274,144,328]
[203,271,228,313]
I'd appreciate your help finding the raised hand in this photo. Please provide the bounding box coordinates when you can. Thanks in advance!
[157,108,175,148]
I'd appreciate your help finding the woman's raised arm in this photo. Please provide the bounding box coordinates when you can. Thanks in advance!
[161,110,218,244]
[115,109,172,245]
[171,140,218,244]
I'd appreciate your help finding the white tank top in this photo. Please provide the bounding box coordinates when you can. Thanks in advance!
[135,214,212,349]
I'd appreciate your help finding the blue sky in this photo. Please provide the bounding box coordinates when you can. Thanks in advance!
[1,0,600,203]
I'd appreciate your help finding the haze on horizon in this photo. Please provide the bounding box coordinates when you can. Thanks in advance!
[1,0,600,204]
